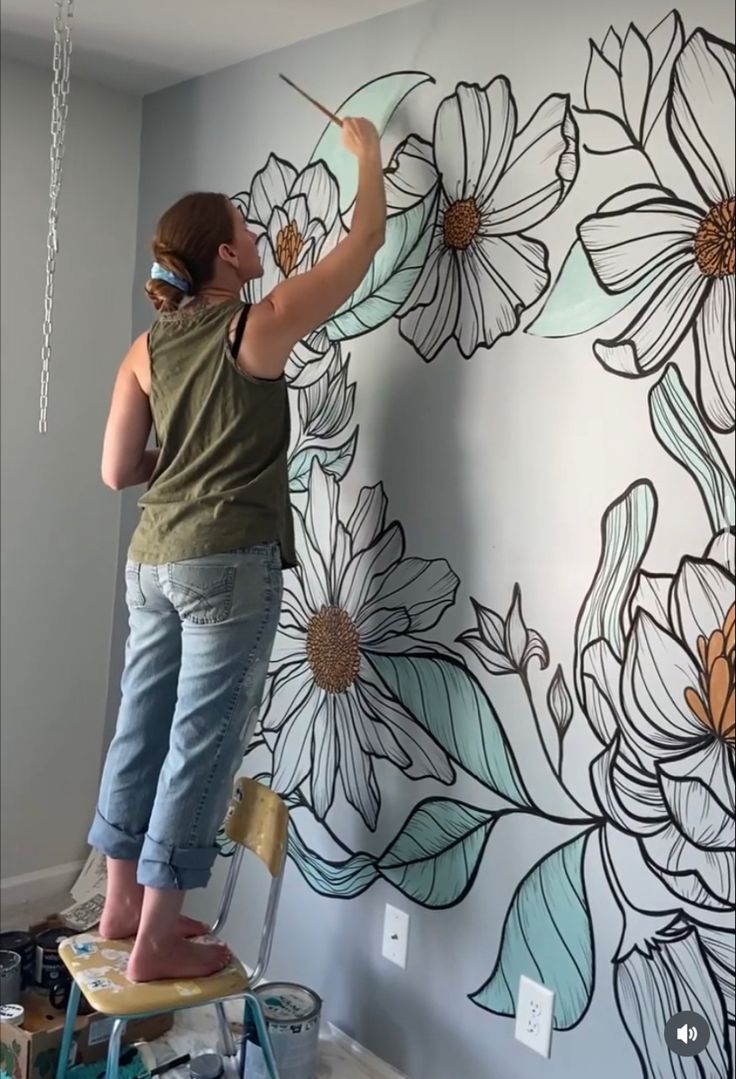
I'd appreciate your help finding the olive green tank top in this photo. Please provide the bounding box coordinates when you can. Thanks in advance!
[128,300,295,568]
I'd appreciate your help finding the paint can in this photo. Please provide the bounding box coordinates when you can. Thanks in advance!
[34,928,74,988]
[0,952,22,1007]
[0,932,35,988]
[189,1054,224,1079]
[245,983,321,1079]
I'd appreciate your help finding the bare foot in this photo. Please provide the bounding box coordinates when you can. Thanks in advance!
[127,937,232,982]
[99,906,209,941]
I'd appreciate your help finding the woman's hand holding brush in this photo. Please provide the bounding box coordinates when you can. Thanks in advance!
[340,117,382,162]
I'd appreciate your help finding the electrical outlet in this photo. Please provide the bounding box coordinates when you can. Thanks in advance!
[382,904,410,968]
[515,975,554,1058]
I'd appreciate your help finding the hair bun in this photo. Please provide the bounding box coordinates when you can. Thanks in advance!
[146,250,193,312]
[145,277,185,313]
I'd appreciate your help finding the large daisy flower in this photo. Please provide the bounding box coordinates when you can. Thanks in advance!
[262,463,458,829]
[233,155,343,386]
[387,78,578,362]
[578,30,735,433]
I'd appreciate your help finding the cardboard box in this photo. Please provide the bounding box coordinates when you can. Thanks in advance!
[1,992,172,1079]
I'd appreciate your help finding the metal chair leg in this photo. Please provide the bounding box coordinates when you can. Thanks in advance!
[55,981,81,1079]
[238,997,252,1079]
[215,1001,236,1058]
[104,1018,126,1079]
[244,993,280,1079]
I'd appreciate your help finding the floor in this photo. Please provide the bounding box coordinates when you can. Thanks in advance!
[150,1003,395,1079]
[1,893,398,1079]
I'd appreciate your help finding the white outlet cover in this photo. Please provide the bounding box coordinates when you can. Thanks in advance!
[382,904,410,968]
[515,975,555,1058]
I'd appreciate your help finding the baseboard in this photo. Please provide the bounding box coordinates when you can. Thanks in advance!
[326,1023,407,1079]
[0,860,83,913]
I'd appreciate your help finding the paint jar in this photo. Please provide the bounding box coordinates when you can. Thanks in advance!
[0,951,22,1006]
[34,928,74,988]
[0,931,35,988]
[189,1053,224,1079]
[245,984,322,1079]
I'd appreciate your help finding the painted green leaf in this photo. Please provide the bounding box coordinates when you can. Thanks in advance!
[378,798,501,907]
[471,831,595,1030]
[289,824,378,898]
[288,429,358,494]
[526,241,653,338]
[324,189,438,341]
[309,71,434,211]
[369,653,533,808]
[649,365,735,533]
[574,480,657,708]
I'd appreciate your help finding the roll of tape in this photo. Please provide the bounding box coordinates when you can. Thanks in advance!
[0,1002,25,1027]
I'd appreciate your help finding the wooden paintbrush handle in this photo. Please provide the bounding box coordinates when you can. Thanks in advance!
[279,74,343,127]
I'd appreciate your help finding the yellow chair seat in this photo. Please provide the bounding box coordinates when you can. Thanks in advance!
[59,933,248,1017]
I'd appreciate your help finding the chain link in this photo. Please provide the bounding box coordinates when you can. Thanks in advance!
[39,0,75,434]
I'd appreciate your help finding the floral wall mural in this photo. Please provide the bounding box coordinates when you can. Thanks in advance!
[130,4,736,1076]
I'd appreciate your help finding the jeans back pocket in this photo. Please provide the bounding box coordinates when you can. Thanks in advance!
[125,562,146,609]
[165,562,236,625]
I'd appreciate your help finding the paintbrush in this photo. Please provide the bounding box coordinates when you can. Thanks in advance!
[278,74,343,127]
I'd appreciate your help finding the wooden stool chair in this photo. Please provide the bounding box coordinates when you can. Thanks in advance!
[55,778,289,1079]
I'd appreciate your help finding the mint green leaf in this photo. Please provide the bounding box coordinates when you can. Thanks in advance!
[310,71,434,211]
[574,480,657,710]
[378,798,502,907]
[288,824,378,898]
[288,429,358,494]
[649,365,735,532]
[369,653,533,808]
[471,831,595,1030]
[527,241,653,338]
[324,190,438,341]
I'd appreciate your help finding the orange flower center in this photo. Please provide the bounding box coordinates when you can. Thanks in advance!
[276,220,304,276]
[694,198,735,277]
[443,198,482,250]
[306,605,360,694]
[684,602,735,744]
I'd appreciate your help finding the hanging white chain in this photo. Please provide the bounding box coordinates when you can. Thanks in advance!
[39,0,75,434]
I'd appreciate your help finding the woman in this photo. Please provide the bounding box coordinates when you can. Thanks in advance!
[91,118,386,982]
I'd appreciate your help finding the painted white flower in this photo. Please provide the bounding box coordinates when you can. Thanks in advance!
[586,553,735,911]
[387,79,578,361]
[583,11,684,148]
[578,30,736,433]
[233,155,343,386]
[261,463,458,829]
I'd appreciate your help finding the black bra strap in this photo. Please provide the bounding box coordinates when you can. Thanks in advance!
[230,304,251,359]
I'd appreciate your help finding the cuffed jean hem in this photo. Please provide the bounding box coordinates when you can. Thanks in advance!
[89,810,145,861]
[137,835,219,891]
[89,812,217,890]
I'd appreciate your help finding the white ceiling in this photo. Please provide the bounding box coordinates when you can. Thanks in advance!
[0,0,421,94]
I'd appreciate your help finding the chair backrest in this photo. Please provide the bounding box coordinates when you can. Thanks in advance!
[211,778,290,986]
[225,777,290,877]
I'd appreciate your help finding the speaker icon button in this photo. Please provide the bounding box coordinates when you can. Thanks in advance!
[664,1011,712,1057]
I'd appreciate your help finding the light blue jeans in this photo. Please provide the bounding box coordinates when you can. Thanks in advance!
[89,544,283,890]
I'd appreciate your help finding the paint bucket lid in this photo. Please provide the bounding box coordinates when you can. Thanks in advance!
[254,983,322,1024]
[0,1003,25,1026]
[188,1053,224,1079]
[0,932,33,952]
[34,929,74,950]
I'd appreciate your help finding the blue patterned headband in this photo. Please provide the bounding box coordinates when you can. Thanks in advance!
[150,261,190,293]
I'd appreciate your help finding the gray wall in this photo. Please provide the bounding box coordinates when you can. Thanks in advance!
[0,57,141,880]
[130,1,734,1077]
